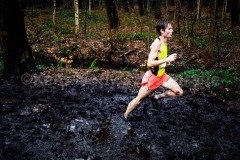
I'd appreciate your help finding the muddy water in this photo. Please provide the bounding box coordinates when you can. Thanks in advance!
[0,80,239,160]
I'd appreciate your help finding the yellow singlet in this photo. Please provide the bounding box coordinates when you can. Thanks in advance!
[151,41,168,77]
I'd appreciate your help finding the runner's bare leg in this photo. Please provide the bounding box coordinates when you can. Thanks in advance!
[124,85,152,118]
[156,77,183,98]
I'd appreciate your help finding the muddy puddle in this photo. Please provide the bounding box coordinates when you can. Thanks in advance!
[0,77,239,160]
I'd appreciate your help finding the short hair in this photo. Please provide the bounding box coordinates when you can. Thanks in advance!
[156,19,170,35]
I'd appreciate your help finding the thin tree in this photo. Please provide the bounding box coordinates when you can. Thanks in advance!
[208,0,218,62]
[147,0,151,51]
[53,0,56,32]
[89,0,92,15]
[196,0,201,20]
[221,0,227,23]
[174,0,180,37]
[74,0,80,34]
[0,0,35,76]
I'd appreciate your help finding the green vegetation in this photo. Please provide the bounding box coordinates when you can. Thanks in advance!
[191,37,208,49]
[89,58,98,69]
[178,68,239,98]
[123,32,150,40]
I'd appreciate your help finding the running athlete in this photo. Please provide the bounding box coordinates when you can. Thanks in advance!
[123,19,183,120]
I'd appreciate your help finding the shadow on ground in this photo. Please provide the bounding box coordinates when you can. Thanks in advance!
[0,76,239,160]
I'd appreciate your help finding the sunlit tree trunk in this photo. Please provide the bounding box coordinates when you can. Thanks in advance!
[197,0,201,20]
[0,0,35,76]
[224,0,228,12]
[89,0,91,15]
[105,0,119,29]
[74,0,80,34]
[53,0,56,31]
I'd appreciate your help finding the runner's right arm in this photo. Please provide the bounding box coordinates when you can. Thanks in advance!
[147,40,177,67]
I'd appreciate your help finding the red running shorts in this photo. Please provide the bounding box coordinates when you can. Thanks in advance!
[140,70,170,90]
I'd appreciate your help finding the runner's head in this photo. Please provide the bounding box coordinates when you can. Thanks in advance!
[156,19,170,35]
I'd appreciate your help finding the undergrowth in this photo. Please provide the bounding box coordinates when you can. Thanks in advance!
[176,68,240,99]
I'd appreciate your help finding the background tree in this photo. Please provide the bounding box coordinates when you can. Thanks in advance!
[0,0,35,76]
[208,0,218,62]
[165,0,168,15]
[138,0,145,16]
[89,0,92,15]
[53,0,56,32]
[124,0,129,12]
[174,0,180,36]
[153,0,162,19]
[196,0,201,20]
[74,0,80,34]
[78,0,84,9]
[105,0,119,29]
[230,0,239,27]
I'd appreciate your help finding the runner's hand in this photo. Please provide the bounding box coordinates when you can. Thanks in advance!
[167,53,177,62]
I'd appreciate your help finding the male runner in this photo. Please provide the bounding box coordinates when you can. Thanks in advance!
[123,19,183,120]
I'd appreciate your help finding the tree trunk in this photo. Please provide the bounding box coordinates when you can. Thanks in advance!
[74,0,80,34]
[89,0,91,15]
[187,0,194,11]
[124,0,129,12]
[208,0,218,61]
[105,0,119,29]
[197,0,201,20]
[53,0,56,32]
[221,0,227,23]
[147,0,151,51]
[129,0,134,8]
[138,0,144,16]
[165,0,168,13]
[174,0,180,35]
[78,0,83,9]
[153,0,161,19]
[230,0,239,27]
[0,0,35,77]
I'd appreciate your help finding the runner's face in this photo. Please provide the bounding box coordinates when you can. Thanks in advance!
[163,24,173,38]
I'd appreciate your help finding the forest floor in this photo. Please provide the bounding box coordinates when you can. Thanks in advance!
[0,66,239,159]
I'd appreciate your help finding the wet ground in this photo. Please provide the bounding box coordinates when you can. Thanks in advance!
[0,73,240,160]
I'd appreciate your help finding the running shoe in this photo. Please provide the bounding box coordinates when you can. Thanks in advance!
[149,95,158,109]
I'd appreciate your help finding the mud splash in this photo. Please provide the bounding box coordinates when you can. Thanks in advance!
[0,78,239,160]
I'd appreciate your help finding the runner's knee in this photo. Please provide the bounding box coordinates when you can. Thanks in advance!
[175,89,183,96]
